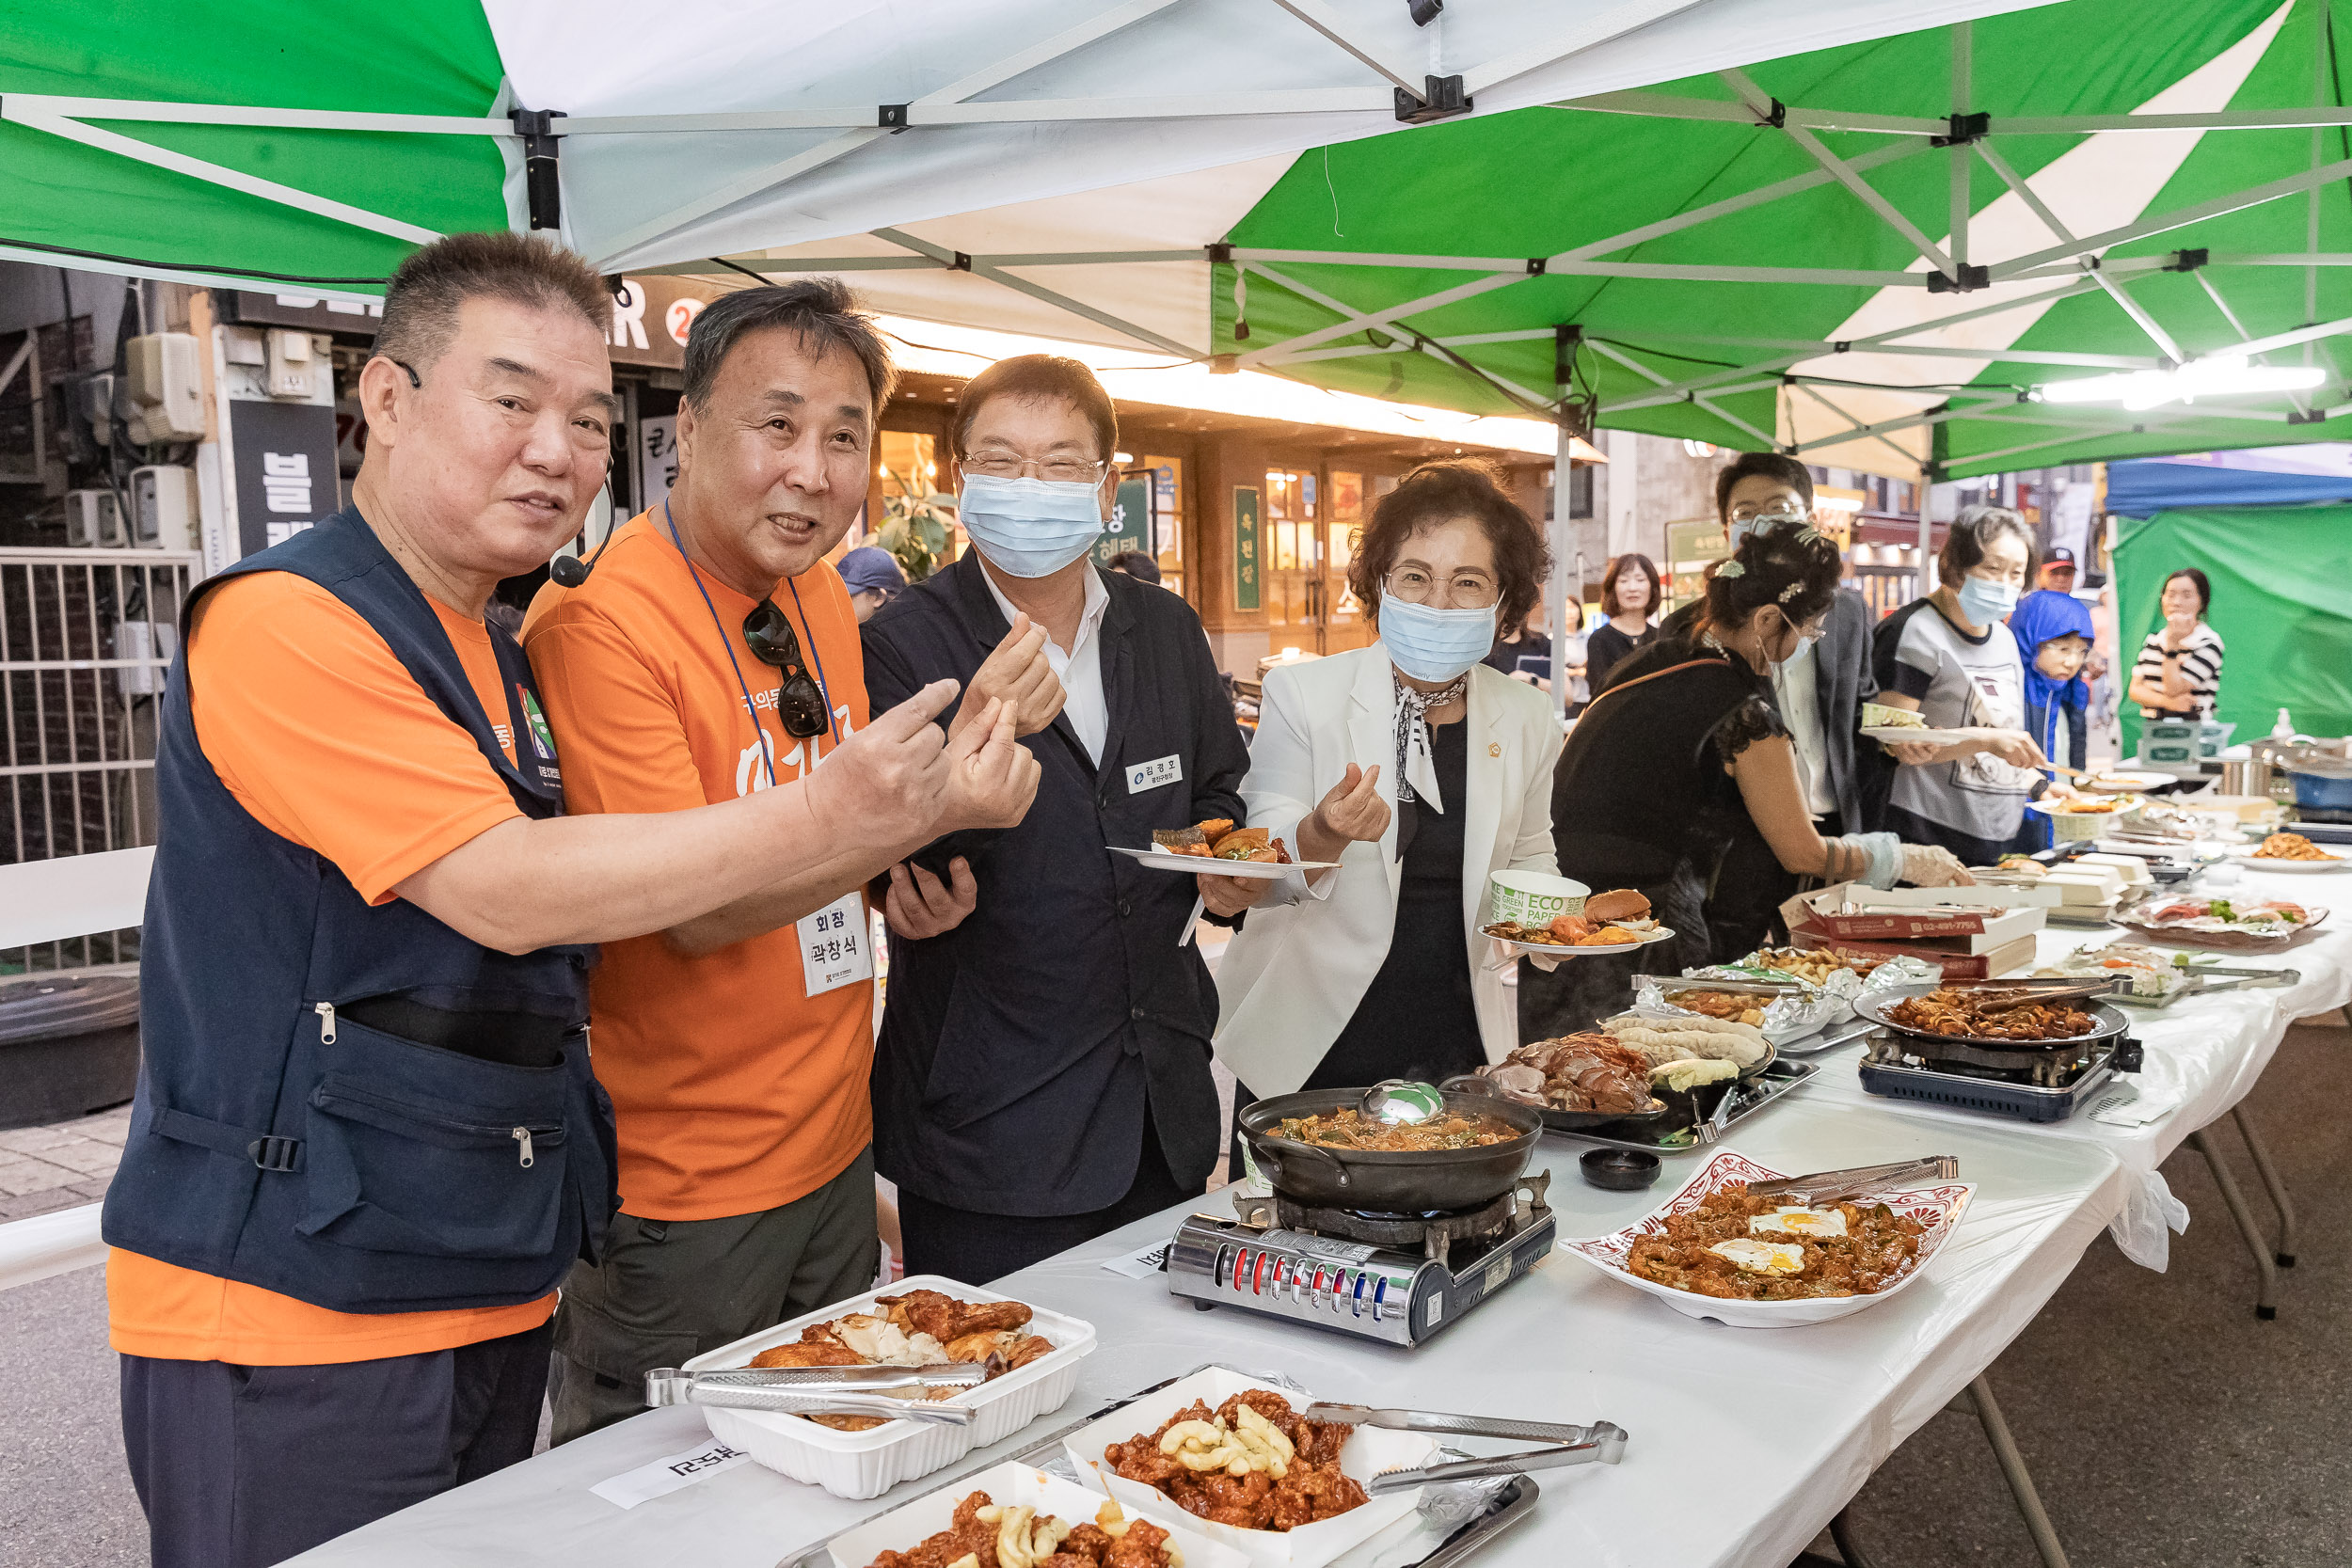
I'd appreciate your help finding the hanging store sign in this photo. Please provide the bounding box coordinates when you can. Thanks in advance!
[1097,478,1152,566]
[229,398,341,558]
[1232,484,1262,610]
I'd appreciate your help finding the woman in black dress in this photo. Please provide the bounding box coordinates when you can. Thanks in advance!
[1518,527,1971,1038]
[1584,552,1661,691]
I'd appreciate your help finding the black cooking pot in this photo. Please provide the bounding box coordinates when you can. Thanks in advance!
[1237,1087,1541,1212]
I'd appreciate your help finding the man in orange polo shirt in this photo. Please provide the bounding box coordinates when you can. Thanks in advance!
[524,279,1045,1440]
[108,236,1035,1568]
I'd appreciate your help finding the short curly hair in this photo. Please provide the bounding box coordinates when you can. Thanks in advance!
[1346,459,1549,632]
[1697,524,1842,637]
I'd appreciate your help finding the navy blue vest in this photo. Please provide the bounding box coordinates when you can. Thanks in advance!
[103,510,617,1314]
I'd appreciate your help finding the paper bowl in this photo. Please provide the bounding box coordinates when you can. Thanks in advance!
[1061,1366,1436,1568]
[1561,1149,1973,1329]
[1486,869,1588,927]
[824,1460,1249,1568]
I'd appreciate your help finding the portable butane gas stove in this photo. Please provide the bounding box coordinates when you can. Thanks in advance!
[1166,1173,1555,1345]
[1857,1029,2144,1123]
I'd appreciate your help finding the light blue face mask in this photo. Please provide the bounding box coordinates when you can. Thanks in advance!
[1956,573,2019,627]
[1378,596,1499,683]
[958,473,1104,578]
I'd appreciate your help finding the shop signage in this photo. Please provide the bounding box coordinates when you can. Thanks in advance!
[1096,478,1152,565]
[1233,484,1262,610]
[229,398,341,559]
[608,276,726,369]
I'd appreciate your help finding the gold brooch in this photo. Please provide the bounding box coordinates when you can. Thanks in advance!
[1488,742,1502,757]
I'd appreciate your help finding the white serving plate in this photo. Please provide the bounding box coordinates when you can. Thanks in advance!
[2027,795,2144,818]
[1561,1148,1974,1329]
[2229,851,2350,873]
[1488,924,1677,958]
[1111,847,1341,879]
[825,1460,1248,1568]
[1860,724,1975,745]
[1061,1366,1437,1568]
[2077,769,2174,793]
[682,1275,1096,1500]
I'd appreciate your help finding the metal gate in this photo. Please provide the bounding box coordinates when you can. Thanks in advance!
[2,547,194,974]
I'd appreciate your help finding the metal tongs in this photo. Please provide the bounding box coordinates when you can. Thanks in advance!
[1743,1155,1958,1209]
[1942,976,2124,1010]
[644,1363,983,1425]
[1302,1403,1628,1494]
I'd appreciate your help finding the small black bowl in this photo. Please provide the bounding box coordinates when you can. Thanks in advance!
[1581,1148,1662,1192]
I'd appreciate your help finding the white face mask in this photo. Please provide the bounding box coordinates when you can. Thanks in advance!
[957,472,1105,578]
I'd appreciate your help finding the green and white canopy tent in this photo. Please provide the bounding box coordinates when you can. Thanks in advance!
[1,0,2022,289]
[717,0,2352,483]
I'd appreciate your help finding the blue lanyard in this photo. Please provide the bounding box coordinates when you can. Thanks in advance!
[663,498,839,790]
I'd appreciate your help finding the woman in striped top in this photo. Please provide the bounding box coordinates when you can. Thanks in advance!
[2127,568,2225,719]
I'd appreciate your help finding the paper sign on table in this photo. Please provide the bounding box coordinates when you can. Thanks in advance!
[589,1436,750,1510]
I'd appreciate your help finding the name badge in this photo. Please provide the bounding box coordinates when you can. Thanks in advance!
[1127,753,1184,794]
[797,890,873,998]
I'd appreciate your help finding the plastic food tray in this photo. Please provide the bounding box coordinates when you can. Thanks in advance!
[680,1274,1097,1499]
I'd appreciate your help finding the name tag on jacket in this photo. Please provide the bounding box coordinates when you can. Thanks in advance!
[1126,753,1183,793]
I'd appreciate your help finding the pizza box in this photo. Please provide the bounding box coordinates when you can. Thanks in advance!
[1780,883,2054,942]
[1789,929,2040,980]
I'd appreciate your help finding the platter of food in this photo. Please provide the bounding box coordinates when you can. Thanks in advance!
[1117,819,1338,879]
[1852,985,2127,1048]
[1468,1034,1669,1127]
[1859,724,1978,745]
[825,1462,1248,1568]
[1738,945,1892,984]
[2118,895,2328,948]
[1484,887,1674,956]
[1062,1367,1437,1568]
[2074,769,2175,794]
[1562,1059,1820,1155]
[681,1278,1097,1497]
[1471,1012,1777,1133]
[2027,794,2143,818]
[1561,1148,1974,1327]
[2232,832,2348,871]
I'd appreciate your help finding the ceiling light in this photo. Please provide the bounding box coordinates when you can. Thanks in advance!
[2032,355,2325,412]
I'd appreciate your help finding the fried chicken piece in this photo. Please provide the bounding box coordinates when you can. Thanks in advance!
[1187,1468,1276,1528]
[1060,1523,1116,1561]
[1292,1411,1351,1467]
[1104,1516,1173,1568]
[999,1334,1055,1371]
[750,1339,864,1369]
[1268,1460,1368,1528]
[942,1329,1004,1364]
[947,1299,1033,1338]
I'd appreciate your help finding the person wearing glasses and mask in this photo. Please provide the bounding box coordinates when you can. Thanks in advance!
[1868,505,2056,866]
[1520,525,1972,1037]
[520,282,1041,1441]
[1213,460,1563,1116]
[859,355,1260,1283]
[1662,453,1886,947]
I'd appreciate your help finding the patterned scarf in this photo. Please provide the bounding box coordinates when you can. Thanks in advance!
[1392,673,1468,806]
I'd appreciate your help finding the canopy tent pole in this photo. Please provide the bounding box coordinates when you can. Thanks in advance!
[1549,419,1573,723]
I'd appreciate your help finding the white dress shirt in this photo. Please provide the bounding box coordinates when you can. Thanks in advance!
[982,561,1111,763]
[1773,636,1837,817]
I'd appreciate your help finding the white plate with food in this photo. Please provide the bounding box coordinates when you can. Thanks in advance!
[683,1276,1096,1498]
[1562,1148,1973,1328]
[1111,847,1339,879]
[1488,924,1677,958]
[2027,795,2144,818]
[1062,1366,1436,1568]
[2075,769,2174,793]
[824,1460,1248,1568]
[1860,725,1977,746]
[2232,832,2350,871]
[2116,895,2327,948]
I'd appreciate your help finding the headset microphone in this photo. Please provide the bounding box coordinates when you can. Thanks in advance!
[549,482,616,586]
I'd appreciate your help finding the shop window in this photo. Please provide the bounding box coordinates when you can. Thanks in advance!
[1137,453,1185,594]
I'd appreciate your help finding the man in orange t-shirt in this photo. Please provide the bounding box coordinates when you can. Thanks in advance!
[109,238,1037,1568]
[524,280,1043,1441]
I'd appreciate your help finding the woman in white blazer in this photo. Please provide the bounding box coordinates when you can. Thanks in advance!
[1214,461,1563,1108]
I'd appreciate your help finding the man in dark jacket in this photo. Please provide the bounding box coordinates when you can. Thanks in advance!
[861,355,1260,1283]
[1665,452,1884,953]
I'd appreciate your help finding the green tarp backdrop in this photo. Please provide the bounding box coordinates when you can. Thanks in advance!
[2113,503,2352,757]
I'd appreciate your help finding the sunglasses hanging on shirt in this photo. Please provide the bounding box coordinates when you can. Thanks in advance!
[742,599,833,740]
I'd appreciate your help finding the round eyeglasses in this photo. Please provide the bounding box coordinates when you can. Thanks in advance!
[1382,565,1501,610]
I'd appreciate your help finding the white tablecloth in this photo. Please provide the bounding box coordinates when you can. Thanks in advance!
[1774,858,2352,1269]
[287,1099,2122,1568]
